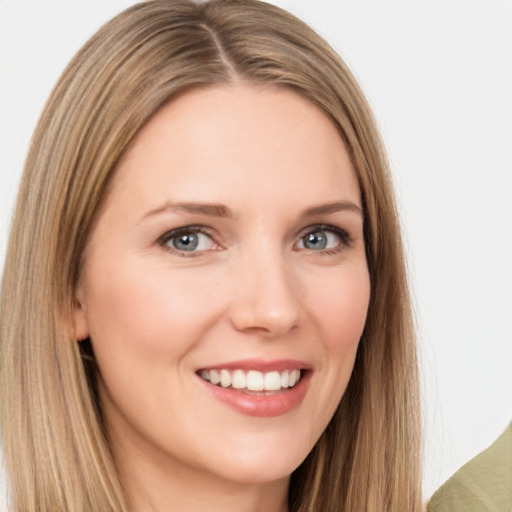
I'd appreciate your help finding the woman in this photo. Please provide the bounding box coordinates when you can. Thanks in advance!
[0,1,422,510]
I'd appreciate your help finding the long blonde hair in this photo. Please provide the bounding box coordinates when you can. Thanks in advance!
[0,1,422,510]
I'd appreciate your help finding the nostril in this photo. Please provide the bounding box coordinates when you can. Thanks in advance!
[227,260,301,336]
[228,299,300,337]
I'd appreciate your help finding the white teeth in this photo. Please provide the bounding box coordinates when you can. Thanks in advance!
[264,371,281,391]
[232,369,246,389]
[209,369,220,385]
[220,369,231,388]
[246,370,264,391]
[280,370,289,388]
[199,368,302,391]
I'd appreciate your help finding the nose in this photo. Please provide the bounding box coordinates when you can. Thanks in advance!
[228,250,301,338]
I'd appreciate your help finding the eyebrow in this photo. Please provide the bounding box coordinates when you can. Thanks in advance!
[138,200,363,224]
[301,201,364,218]
[138,202,233,223]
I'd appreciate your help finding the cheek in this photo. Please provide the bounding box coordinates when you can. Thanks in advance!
[309,264,370,400]
[316,265,370,348]
[82,258,222,364]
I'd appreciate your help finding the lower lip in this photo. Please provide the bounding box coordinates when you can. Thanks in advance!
[198,372,311,417]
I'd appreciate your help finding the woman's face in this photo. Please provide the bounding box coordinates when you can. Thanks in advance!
[74,85,370,488]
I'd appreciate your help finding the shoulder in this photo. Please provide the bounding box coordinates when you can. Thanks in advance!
[427,422,512,512]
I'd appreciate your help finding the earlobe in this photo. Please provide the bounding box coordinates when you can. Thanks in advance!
[73,286,90,342]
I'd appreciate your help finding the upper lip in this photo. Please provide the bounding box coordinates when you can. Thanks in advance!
[197,359,312,372]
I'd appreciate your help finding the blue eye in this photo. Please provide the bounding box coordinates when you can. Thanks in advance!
[302,231,329,250]
[171,233,200,251]
[161,228,217,253]
[296,226,348,252]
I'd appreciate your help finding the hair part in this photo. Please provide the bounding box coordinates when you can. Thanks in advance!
[1,1,422,510]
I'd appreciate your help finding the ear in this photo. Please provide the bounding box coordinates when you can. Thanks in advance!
[73,284,90,341]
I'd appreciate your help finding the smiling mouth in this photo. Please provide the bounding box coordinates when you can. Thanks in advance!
[198,369,301,392]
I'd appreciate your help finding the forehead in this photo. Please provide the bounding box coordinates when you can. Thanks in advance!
[107,84,360,213]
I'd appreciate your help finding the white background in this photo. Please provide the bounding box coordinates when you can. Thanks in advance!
[1,0,511,502]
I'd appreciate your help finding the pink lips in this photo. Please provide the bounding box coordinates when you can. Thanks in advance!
[196,359,312,417]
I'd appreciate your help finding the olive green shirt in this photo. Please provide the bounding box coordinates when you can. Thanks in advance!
[428,422,512,512]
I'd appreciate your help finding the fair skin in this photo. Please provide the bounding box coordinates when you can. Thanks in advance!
[74,85,370,512]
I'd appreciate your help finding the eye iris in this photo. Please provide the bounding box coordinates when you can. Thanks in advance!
[173,233,198,251]
[304,231,327,250]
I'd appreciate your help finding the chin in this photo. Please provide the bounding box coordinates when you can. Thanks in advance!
[202,437,313,485]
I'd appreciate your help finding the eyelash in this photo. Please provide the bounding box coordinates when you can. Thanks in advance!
[157,225,217,258]
[157,224,352,258]
[296,224,352,256]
